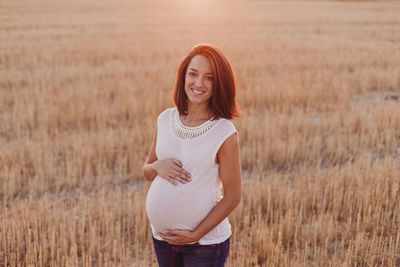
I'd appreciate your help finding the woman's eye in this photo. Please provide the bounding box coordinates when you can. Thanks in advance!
[206,76,214,81]
[188,72,196,76]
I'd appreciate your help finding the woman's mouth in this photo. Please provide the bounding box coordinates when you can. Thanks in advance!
[191,88,205,95]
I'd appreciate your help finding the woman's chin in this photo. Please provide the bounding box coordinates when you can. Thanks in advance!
[187,96,211,105]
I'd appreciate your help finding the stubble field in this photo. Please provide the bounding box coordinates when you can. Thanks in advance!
[1,0,400,266]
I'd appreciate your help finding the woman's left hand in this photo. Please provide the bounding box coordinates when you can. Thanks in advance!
[158,229,200,245]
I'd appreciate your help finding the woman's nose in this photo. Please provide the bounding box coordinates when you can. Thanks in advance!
[195,77,203,87]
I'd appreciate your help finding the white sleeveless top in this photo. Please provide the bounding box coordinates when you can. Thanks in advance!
[146,107,237,245]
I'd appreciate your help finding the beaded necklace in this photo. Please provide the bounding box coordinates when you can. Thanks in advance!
[171,108,220,140]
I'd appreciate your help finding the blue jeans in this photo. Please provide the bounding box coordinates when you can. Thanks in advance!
[152,236,230,267]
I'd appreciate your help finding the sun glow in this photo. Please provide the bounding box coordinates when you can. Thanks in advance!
[178,0,220,15]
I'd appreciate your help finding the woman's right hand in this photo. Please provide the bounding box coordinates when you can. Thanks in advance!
[152,159,192,186]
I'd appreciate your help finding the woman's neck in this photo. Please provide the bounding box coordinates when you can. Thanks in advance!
[185,102,213,122]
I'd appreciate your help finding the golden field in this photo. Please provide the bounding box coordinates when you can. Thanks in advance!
[1,0,399,266]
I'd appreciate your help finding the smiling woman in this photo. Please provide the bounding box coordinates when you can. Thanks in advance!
[173,45,240,120]
[184,55,214,107]
[142,44,242,267]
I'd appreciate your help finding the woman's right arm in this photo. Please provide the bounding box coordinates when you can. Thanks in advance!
[142,124,192,185]
[142,124,159,182]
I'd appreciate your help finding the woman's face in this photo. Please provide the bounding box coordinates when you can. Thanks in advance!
[184,55,214,106]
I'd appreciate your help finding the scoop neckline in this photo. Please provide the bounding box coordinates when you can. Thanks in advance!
[174,108,216,130]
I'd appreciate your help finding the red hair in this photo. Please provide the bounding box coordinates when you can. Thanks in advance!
[173,44,240,120]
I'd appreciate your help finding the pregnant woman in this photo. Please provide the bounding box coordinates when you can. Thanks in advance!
[143,44,242,267]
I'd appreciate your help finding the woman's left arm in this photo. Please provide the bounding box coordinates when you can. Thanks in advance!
[159,132,242,245]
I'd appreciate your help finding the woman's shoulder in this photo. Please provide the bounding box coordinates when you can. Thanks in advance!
[217,117,236,127]
[215,118,237,134]
[157,107,176,121]
[157,107,176,123]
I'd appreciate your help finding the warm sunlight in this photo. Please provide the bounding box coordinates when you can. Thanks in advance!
[2,0,400,265]
[175,0,223,16]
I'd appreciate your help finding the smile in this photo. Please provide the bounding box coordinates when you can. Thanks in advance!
[191,88,205,95]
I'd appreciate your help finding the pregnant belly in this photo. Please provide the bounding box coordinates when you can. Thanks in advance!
[146,176,215,235]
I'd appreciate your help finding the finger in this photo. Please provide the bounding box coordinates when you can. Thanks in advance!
[163,232,187,242]
[181,170,192,181]
[165,177,177,186]
[173,172,189,183]
[159,233,178,244]
[171,170,184,180]
[172,159,183,167]
[161,236,185,246]
[159,232,175,238]
[174,168,192,181]
[174,168,191,181]
[160,230,183,238]
[172,170,190,182]
[158,232,168,239]
[168,175,186,184]
[178,166,191,177]
[164,229,180,235]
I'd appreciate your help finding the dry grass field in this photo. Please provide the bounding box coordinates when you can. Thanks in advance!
[1,0,400,266]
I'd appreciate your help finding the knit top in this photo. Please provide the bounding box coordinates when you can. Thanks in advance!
[145,107,237,245]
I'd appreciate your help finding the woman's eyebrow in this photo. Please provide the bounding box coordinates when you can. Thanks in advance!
[188,68,213,75]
